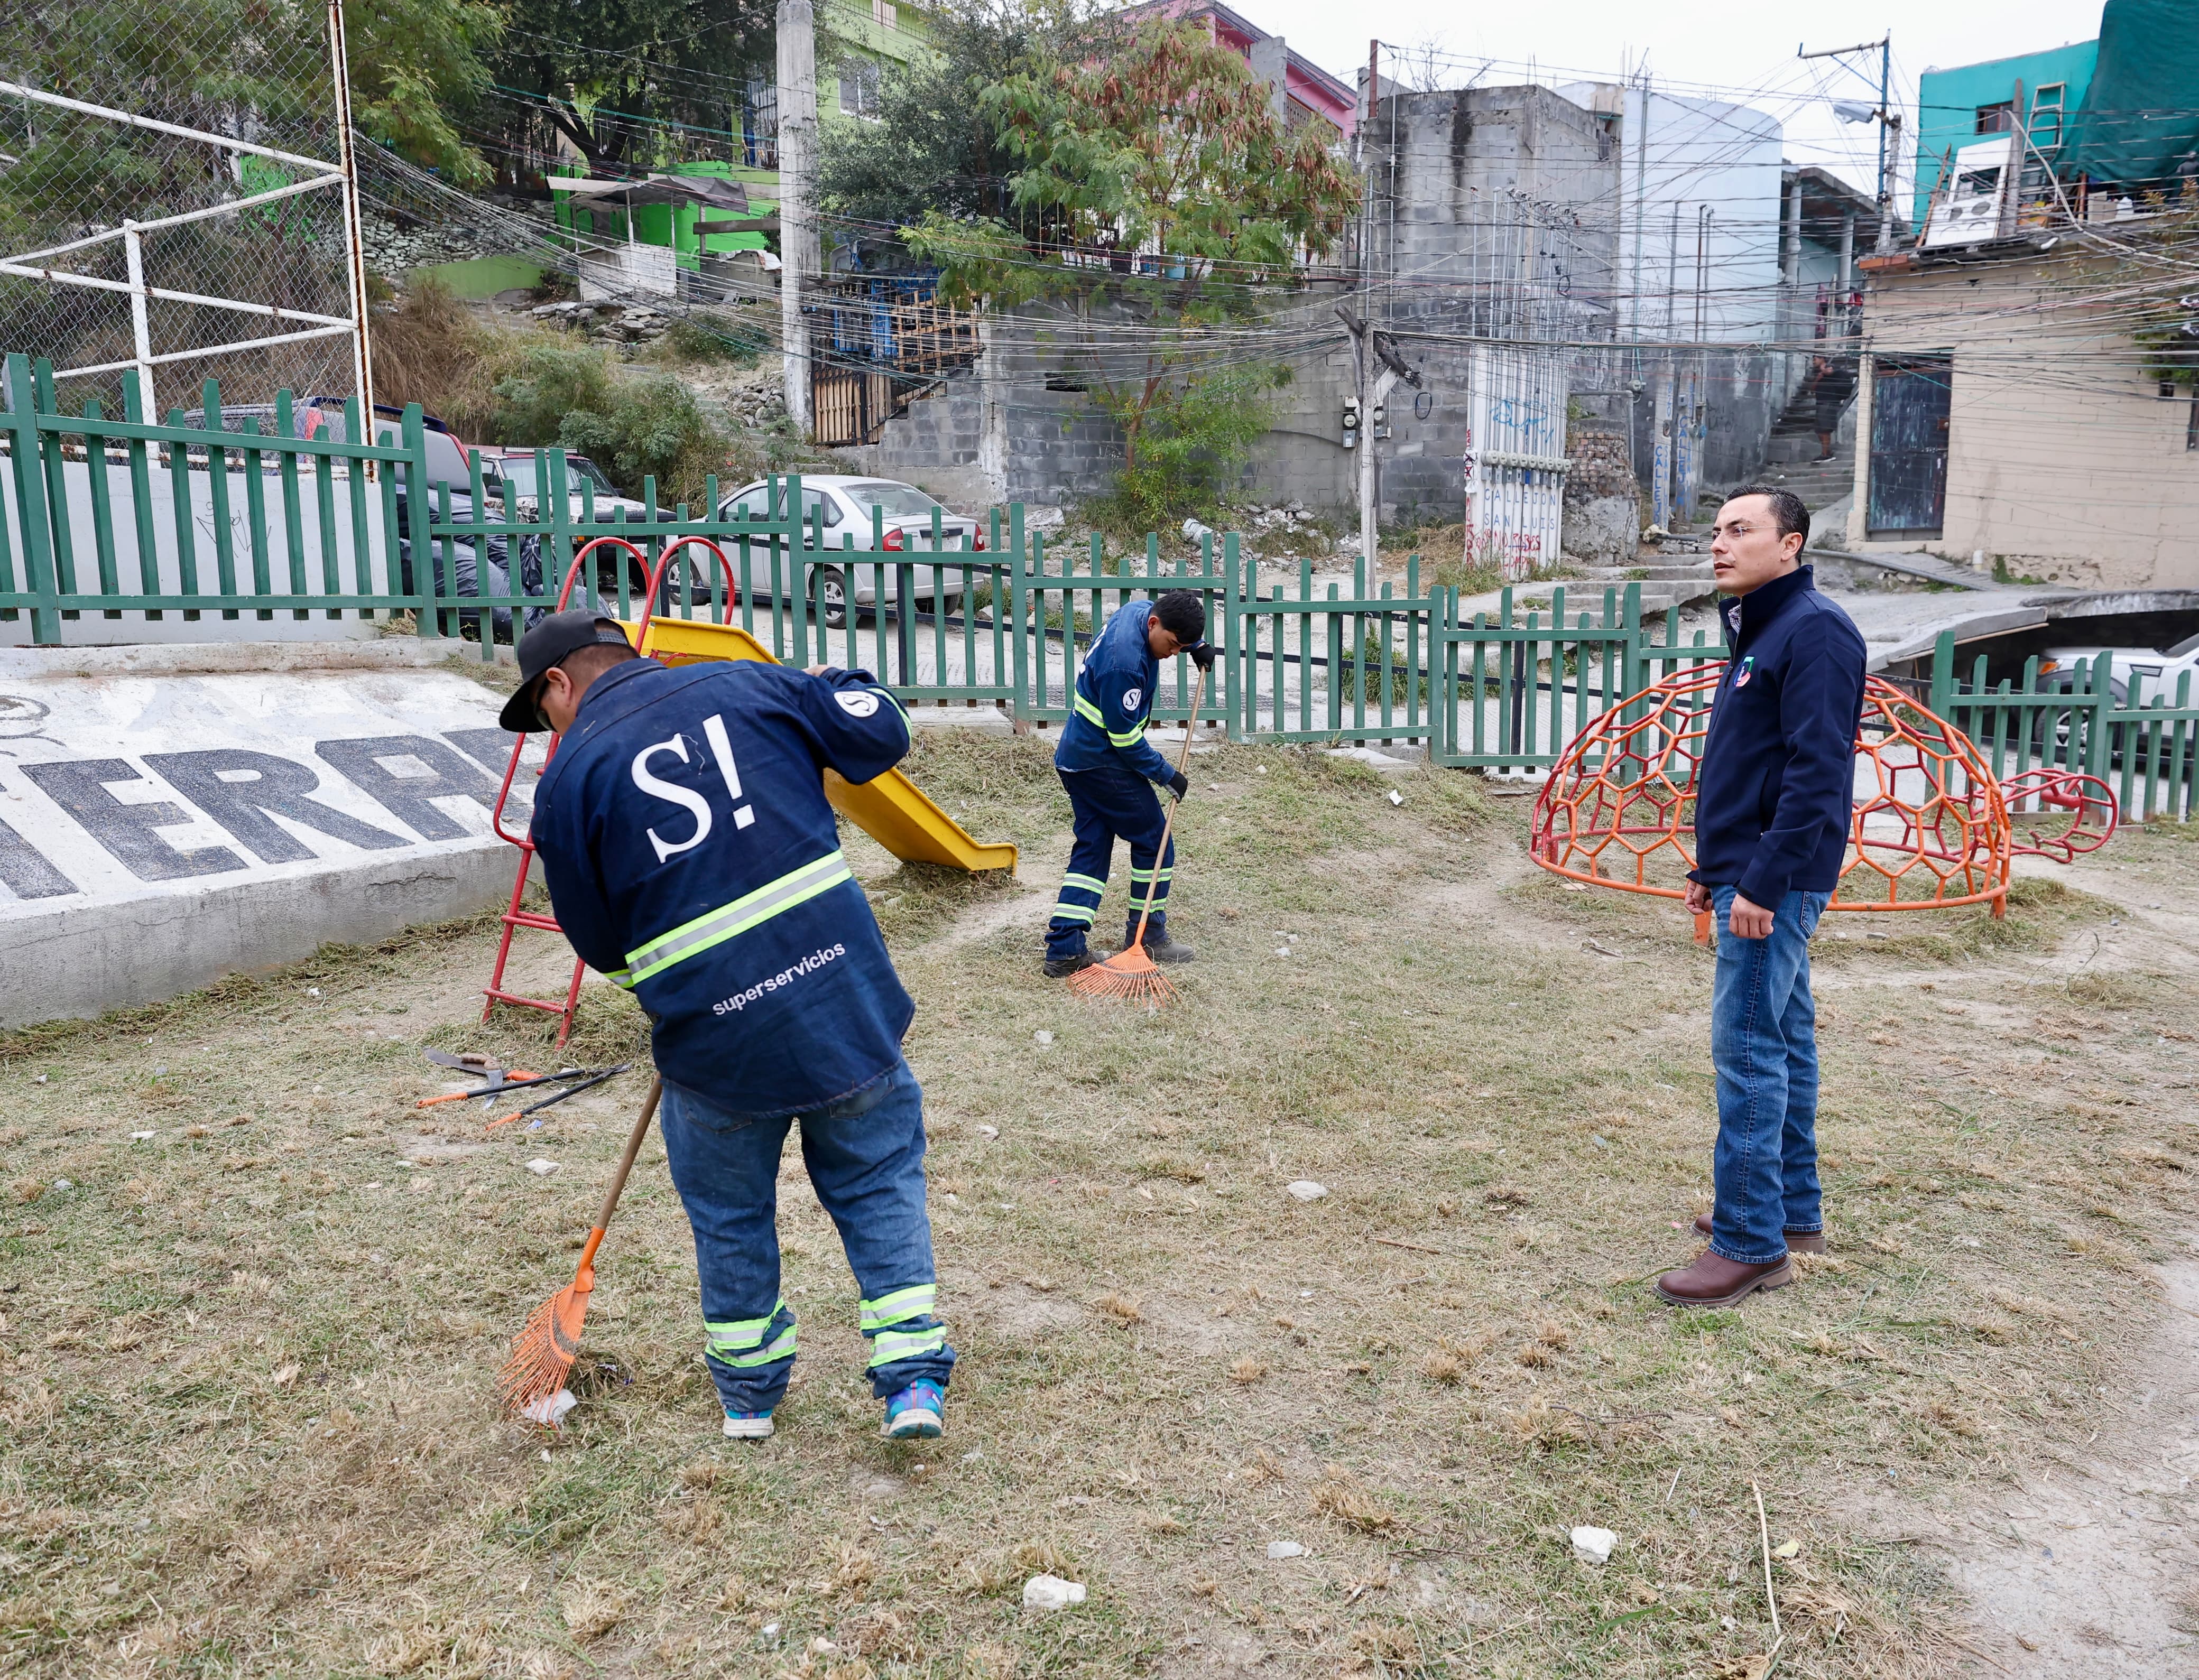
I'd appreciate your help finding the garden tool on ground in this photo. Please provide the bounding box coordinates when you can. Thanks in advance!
[483,1064,631,1130]
[498,1076,663,1418]
[1068,664,1208,1007]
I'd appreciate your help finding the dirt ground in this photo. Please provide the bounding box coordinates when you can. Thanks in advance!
[1,732,2193,1679]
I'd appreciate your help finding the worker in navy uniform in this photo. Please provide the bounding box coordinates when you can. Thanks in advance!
[1043,589,1214,977]
[508,611,953,1442]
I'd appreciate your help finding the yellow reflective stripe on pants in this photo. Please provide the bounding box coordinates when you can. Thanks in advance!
[716,1325,798,1367]
[705,1302,796,1366]
[1060,872,1106,895]
[867,1325,947,1368]
[858,1283,936,1331]
[624,851,852,984]
[1050,903,1095,924]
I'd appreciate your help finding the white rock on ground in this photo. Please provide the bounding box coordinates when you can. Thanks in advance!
[525,1159,560,1177]
[1022,1575,1087,1610]
[1570,1525,1618,1565]
[1267,1540,1306,1560]
[1286,1181,1329,1202]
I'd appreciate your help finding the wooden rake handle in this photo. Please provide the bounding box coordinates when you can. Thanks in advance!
[576,1076,664,1280]
[1129,664,1209,949]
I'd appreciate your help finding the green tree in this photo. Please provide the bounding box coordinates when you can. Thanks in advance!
[347,0,505,183]
[902,19,1358,527]
[816,0,1084,230]
[489,0,774,176]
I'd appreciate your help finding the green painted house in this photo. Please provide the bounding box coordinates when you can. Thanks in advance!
[1913,41,2099,224]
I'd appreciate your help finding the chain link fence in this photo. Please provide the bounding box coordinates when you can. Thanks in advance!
[0,0,361,419]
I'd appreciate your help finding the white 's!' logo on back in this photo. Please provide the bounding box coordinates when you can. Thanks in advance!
[836,690,881,718]
[1122,687,1142,712]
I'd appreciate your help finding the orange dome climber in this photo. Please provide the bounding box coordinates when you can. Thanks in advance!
[1530,670,2013,940]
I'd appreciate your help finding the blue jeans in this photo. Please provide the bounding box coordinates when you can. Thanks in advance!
[1047,762,1172,960]
[658,1058,953,1413]
[1708,885,1832,1265]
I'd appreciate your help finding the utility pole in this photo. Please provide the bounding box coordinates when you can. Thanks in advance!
[1802,35,1900,249]
[776,0,816,438]
[1337,305,1420,572]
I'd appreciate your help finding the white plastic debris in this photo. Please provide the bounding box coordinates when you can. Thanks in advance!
[1256,765,1268,775]
[1181,518,1215,542]
[525,1158,560,1177]
[32,1074,46,1084]
[1286,1180,1329,1203]
[1267,1540,1306,1560]
[1388,789,1403,806]
[1033,1031,1055,1047]
[1022,1574,1087,1610]
[51,1178,71,1191]
[1570,1525,1618,1565]
[1274,947,1291,958]
[520,1388,578,1427]
[306,987,320,997]
[977,1125,999,1140]
[131,1131,156,1141]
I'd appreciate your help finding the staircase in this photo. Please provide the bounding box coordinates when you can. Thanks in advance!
[1749,379,1856,513]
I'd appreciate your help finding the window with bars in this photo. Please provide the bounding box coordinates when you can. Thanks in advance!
[838,57,884,119]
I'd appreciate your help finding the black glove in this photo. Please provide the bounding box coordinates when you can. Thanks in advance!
[1167,770,1190,800]
[1189,641,1215,672]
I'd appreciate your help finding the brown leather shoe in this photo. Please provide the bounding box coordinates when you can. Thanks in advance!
[1654,1248,1794,1307]
[1693,1211,1826,1254]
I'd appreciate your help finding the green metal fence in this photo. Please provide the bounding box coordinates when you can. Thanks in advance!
[4,356,2194,823]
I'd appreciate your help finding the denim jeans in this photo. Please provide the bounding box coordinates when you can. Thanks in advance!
[1708,885,1832,1265]
[658,1057,953,1413]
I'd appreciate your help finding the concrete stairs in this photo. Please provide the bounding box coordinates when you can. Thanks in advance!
[1489,559,1718,624]
[1748,380,1856,513]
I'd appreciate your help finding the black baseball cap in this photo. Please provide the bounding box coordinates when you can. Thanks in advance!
[499,611,635,732]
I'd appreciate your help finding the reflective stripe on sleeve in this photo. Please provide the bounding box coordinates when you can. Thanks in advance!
[623,851,853,984]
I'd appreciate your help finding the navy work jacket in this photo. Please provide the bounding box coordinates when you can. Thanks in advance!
[1055,600,1173,782]
[1688,565,1868,905]
[531,656,913,1119]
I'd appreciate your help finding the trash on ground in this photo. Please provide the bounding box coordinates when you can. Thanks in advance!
[131,1131,155,1141]
[520,1388,578,1427]
[977,1125,999,1139]
[525,1159,560,1177]
[1388,790,1403,806]
[1286,1181,1329,1202]
[1033,1031,1054,1047]
[1022,1574,1087,1610]
[1570,1525,1618,1565]
[1267,1540,1306,1560]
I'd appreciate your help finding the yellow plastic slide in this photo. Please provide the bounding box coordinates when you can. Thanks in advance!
[616,615,1018,874]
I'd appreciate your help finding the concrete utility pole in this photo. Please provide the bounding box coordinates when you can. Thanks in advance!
[1336,305,1420,572]
[775,0,817,438]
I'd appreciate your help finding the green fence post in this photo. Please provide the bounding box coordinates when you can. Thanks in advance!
[1928,629,1956,720]
[1009,503,1029,726]
[121,372,161,621]
[32,361,79,622]
[3,354,62,644]
[402,405,437,636]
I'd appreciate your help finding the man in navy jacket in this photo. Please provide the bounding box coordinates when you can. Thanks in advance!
[512,611,953,1442]
[1655,487,1867,1310]
[1043,590,1214,976]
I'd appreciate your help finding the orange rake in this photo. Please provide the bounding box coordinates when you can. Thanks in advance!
[1068,666,1208,1007]
[499,1075,664,1418]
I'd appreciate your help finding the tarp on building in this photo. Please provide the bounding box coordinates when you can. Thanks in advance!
[2061,0,2199,189]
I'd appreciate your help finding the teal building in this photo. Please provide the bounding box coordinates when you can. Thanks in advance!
[1913,41,2099,223]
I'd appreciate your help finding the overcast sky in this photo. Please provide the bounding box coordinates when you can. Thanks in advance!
[1242,0,2105,199]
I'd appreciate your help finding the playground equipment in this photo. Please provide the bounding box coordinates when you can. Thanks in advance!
[1999,767,2118,864]
[481,537,1016,1044]
[1529,670,2025,939]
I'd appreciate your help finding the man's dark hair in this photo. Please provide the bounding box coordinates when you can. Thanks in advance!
[1153,589,1206,644]
[1722,485,1812,551]
[562,640,643,688]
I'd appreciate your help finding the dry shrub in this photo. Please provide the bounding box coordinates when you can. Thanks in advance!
[663,1499,723,1545]
[1504,1394,1591,1451]
[1008,1540,1075,1576]
[1309,1468,1399,1533]
[367,281,509,437]
[1246,1447,1286,1484]
[1420,1347,1465,1385]
[1484,1184,1530,1208]
[1347,1621,1421,1668]
[365,1619,495,1677]
[1925,1399,1982,1438]
[1093,1293,1144,1324]
[1536,1320,1571,1350]
[558,1577,630,1642]
[1516,1342,1555,1369]
[679,1458,722,1489]
[1790,1251,1846,1278]
[833,1542,879,1594]
[1230,1356,1268,1384]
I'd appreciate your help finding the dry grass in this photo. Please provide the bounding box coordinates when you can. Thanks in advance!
[0,732,2191,1676]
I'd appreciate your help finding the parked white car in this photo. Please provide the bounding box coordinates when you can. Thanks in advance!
[713,476,987,627]
[2039,636,2199,706]
[481,449,649,524]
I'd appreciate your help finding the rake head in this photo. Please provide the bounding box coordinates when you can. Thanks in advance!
[1066,943,1179,1006]
[498,1258,596,1417]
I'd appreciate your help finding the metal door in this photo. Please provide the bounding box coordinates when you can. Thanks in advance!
[1867,356,1952,537]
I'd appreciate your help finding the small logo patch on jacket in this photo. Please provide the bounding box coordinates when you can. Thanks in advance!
[836,690,881,718]
[1734,655,1756,689]
[1122,687,1142,712]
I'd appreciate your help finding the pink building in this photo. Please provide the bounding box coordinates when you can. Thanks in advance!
[1113,0,1360,138]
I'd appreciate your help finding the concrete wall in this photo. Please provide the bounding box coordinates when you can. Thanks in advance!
[1853,249,2199,589]
[0,641,535,1026]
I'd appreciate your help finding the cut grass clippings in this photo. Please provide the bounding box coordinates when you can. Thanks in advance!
[0,732,2191,1677]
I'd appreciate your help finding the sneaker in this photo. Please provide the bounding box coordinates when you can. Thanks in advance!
[881,1379,945,1440]
[1042,952,1095,978]
[723,1409,775,1440]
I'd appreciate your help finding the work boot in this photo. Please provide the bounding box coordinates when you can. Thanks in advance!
[1042,952,1095,979]
[1652,1248,1794,1307]
[1694,1211,1826,1254]
[1125,928,1194,964]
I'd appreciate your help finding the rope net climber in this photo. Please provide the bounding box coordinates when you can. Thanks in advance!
[1529,669,2017,928]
